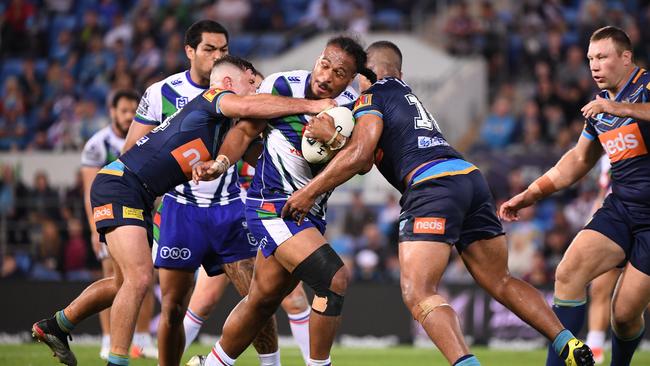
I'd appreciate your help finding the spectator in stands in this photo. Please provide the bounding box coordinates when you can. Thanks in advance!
[104,13,134,49]
[62,217,90,280]
[30,219,63,280]
[443,1,477,56]
[523,251,553,286]
[0,77,28,150]
[342,190,376,238]
[244,0,285,32]
[132,36,161,85]
[28,171,60,222]
[478,96,517,150]
[208,0,251,33]
[18,58,44,112]
[543,228,571,271]
[0,0,36,56]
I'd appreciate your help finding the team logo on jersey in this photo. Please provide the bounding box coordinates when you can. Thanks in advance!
[287,76,301,83]
[93,204,114,222]
[418,136,449,149]
[413,217,446,234]
[342,90,355,100]
[598,123,647,163]
[203,88,225,102]
[171,138,211,178]
[171,78,183,86]
[176,96,189,109]
[353,94,373,111]
[122,206,144,221]
[159,246,191,260]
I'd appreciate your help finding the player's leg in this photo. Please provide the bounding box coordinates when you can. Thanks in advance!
[32,261,120,366]
[184,269,229,352]
[158,268,195,366]
[106,225,155,364]
[280,283,310,365]
[609,233,650,366]
[223,257,281,365]
[203,251,297,366]
[99,256,115,360]
[131,285,157,359]
[586,269,620,364]
[400,241,472,364]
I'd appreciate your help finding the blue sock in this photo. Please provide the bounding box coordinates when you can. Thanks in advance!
[55,310,75,333]
[611,326,645,366]
[545,298,586,366]
[454,354,480,365]
[107,352,129,366]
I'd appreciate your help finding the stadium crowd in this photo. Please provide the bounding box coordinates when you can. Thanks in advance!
[1,0,650,286]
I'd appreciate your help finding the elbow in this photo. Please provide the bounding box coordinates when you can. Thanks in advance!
[355,152,375,174]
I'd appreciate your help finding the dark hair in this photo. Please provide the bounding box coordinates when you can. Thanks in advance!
[112,89,140,108]
[326,36,367,74]
[367,41,403,71]
[185,20,229,49]
[359,67,377,84]
[590,26,632,54]
[213,55,256,74]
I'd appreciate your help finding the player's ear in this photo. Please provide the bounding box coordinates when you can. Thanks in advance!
[223,76,233,90]
[185,45,195,61]
[622,50,633,65]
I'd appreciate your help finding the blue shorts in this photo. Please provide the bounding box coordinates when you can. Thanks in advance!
[245,197,326,258]
[584,194,650,275]
[153,195,258,276]
[90,160,155,245]
[398,159,504,252]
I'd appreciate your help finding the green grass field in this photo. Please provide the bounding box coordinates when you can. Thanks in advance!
[2,344,650,365]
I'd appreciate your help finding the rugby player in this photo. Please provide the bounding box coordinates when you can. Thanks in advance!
[178,69,313,366]
[500,26,650,366]
[188,36,363,366]
[122,20,311,366]
[281,41,594,366]
[32,55,334,366]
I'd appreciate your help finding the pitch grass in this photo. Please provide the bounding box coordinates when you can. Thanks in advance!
[2,343,650,365]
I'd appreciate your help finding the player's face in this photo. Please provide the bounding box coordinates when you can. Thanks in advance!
[310,45,356,98]
[188,32,229,80]
[111,98,137,136]
[254,74,264,90]
[587,38,632,91]
[231,69,257,96]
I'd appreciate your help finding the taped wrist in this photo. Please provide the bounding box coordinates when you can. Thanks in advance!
[292,244,345,316]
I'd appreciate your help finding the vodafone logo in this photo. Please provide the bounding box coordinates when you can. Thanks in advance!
[159,246,191,260]
[93,204,114,222]
[413,217,446,234]
[599,124,648,162]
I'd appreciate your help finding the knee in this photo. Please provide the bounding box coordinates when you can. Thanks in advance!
[160,299,186,326]
[329,266,350,295]
[124,270,154,294]
[248,286,285,314]
[281,287,308,312]
[400,275,437,310]
[554,261,574,291]
[611,301,640,332]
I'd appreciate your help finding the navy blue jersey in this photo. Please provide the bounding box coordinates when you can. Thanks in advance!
[352,78,462,192]
[582,67,650,204]
[120,88,234,197]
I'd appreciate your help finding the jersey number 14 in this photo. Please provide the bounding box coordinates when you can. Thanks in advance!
[405,94,441,132]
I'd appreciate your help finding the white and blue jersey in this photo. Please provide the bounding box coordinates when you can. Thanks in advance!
[81,125,124,168]
[135,70,240,207]
[247,70,358,219]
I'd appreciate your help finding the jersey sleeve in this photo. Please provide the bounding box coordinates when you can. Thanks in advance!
[352,90,384,120]
[202,88,235,116]
[80,135,107,167]
[134,83,163,125]
[582,118,597,141]
[257,73,280,94]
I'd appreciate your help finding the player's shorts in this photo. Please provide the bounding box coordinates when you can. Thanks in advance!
[398,158,504,252]
[584,193,650,275]
[245,197,326,258]
[90,160,155,245]
[153,195,258,276]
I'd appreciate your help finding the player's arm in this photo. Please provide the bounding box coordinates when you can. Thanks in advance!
[281,113,383,222]
[218,93,336,119]
[121,121,156,154]
[81,166,102,255]
[500,134,603,221]
[192,119,267,183]
[581,95,650,121]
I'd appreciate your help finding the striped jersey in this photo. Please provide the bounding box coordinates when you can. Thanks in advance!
[248,70,359,219]
[134,70,240,207]
[582,67,650,204]
[81,125,124,168]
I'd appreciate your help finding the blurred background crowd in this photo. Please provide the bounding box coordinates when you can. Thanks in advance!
[1,0,649,285]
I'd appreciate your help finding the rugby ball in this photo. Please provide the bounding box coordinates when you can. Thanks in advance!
[301,107,355,164]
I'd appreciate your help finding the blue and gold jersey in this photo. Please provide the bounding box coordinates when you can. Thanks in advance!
[120,88,234,197]
[352,77,462,193]
[582,67,650,204]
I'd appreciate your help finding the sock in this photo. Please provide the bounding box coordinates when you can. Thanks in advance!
[206,342,235,366]
[611,326,645,366]
[184,308,205,352]
[586,330,606,350]
[309,357,331,366]
[55,310,75,334]
[258,350,281,366]
[287,308,310,364]
[100,334,110,355]
[453,354,481,366]
[546,298,586,366]
[132,332,152,349]
[107,352,129,365]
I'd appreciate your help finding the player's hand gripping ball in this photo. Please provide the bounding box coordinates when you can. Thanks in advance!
[301,106,355,164]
